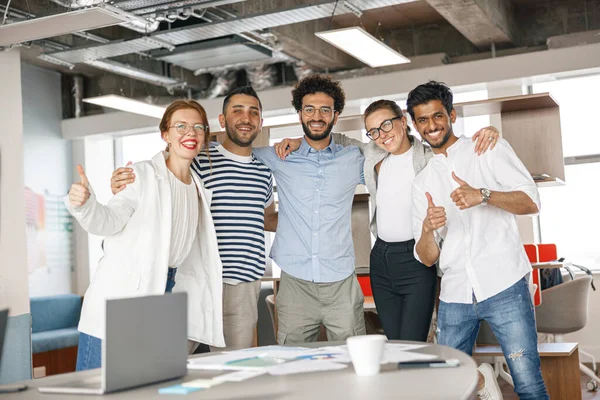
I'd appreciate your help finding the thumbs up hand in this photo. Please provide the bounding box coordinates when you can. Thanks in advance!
[423,192,447,233]
[68,165,91,207]
[450,172,481,210]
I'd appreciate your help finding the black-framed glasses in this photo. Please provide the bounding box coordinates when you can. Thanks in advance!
[301,106,335,118]
[169,122,207,136]
[365,116,402,140]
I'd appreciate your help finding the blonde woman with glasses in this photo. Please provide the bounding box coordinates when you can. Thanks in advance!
[66,100,224,371]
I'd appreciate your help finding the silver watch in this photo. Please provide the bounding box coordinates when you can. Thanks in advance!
[480,188,491,205]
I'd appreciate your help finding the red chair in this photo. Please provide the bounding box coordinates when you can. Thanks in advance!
[524,244,542,306]
[357,276,372,296]
[537,243,557,262]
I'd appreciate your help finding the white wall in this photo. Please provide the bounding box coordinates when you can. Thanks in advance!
[0,49,30,315]
[21,63,74,297]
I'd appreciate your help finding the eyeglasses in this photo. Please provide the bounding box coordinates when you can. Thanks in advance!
[169,122,207,136]
[365,116,403,140]
[301,106,335,118]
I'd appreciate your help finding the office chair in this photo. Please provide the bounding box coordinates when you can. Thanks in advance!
[265,294,277,338]
[536,275,599,391]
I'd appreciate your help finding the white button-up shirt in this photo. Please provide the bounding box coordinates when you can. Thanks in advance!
[412,136,540,304]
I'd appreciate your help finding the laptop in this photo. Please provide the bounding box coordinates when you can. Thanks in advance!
[39,292,188,395]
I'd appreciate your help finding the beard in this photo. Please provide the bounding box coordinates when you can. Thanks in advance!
[301,119,335,141]
[225,124,260,147]
[423,126,453,149]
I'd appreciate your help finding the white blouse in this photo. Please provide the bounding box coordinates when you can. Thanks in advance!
[167,169,199,267]
[376,149,415,242]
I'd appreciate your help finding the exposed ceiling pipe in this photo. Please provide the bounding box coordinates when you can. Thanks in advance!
[293,61,313,82]
[73,75,84,118]
[246,64,277,91]
[205,70,237,99]
[49,0,161,33]
[193,50,290,76]
[49,0,105,8]
[130,0,245,16]
[1,0,13,26]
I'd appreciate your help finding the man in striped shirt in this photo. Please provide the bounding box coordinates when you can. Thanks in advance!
[111,86,276,351]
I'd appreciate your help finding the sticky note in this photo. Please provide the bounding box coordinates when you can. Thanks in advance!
[181,378,219,388]
[158,384,204,395]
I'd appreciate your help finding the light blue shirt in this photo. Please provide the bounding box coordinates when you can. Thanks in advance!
[253,136,365,283]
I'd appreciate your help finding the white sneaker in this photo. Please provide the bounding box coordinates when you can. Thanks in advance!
[476,363,503,400]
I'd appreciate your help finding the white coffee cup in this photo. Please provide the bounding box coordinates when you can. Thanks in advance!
[346,334,386,376]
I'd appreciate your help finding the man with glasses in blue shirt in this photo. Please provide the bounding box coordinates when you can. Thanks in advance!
[253,75,366,344]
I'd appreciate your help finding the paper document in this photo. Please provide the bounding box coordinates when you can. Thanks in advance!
[310,343,434,364]
[267,359,348,376]
[187,353,281,371]
[224,345,315,360]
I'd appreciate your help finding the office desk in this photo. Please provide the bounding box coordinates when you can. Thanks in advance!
[6,341,478,400]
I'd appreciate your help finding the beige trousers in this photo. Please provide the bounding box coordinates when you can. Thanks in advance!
[210,280,261,352]
[276,271,366,345]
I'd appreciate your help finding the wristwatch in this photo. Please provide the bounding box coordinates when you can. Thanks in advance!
[480,188,491,205]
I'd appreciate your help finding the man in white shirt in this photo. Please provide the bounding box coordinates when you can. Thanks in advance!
[409,81,548,400]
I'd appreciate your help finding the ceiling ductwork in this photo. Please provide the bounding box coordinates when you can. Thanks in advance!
[46,1,161,33]
[293,61,314,82]
[125,0,245,16]
[49,0,105,7]
[205,69,238,99]
[246,64,277,91]
[21,0,420,93]
[43,0,418,64]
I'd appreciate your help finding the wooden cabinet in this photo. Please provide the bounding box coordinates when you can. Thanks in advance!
[454,92,565,186]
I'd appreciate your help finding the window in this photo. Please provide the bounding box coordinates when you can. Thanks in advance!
[534,76,600,157]
[538,163,600,269]
[119,131,164,165]
[534,75,600,270]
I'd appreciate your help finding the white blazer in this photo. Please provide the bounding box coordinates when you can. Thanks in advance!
[65,151,225,347]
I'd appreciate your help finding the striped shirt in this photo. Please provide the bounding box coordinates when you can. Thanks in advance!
[192,144,273,284]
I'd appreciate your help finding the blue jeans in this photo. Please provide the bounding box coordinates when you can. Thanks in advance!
[76,332,102,371]
[165,267,177,293]
[76,267,178,371]
[437,277,549,400]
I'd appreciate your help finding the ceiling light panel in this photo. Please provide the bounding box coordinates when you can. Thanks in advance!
[0,7,128,47]
[83,95,165,118]
[84,60,182,87]
[315,27,410,68]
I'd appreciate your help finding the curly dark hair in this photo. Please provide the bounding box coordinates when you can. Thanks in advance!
[291,74,345,115]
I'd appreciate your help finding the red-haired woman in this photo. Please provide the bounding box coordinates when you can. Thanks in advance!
[66,100,224,371]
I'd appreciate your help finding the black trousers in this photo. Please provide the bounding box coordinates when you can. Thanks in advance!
[369,238,437,341]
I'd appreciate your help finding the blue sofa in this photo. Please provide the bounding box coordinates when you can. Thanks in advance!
[30,294,82,375]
